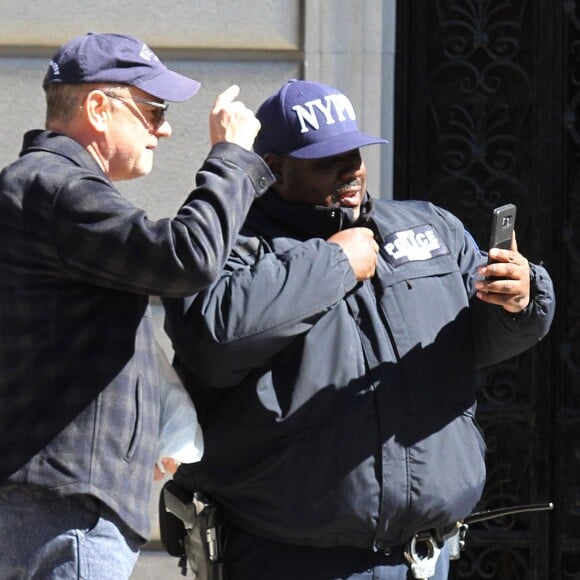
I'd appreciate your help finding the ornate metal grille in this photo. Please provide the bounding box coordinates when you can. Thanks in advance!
[394,1,580,577]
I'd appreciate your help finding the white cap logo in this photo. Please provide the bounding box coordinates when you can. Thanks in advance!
[139,44,157,62]
[291,94,357,134]
[48,60,60,77]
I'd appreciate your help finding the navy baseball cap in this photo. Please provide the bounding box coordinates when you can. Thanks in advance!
[42,32,201,102]
[254,80,388,159]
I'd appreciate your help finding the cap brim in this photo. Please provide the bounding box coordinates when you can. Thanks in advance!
[135,69,201,102]
[289,131,388,159]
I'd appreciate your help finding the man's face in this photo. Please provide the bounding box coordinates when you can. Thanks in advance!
[274,149,367,220]
[104,86,171,181]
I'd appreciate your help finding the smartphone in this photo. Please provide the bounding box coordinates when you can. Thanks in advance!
[488,203,517,263]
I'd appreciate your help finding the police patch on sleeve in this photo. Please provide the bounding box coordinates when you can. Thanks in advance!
[382,224,449,266]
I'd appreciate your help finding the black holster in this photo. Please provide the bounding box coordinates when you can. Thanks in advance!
[159,480,226,579]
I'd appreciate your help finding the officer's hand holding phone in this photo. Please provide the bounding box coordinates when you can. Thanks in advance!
[475,204,531,312]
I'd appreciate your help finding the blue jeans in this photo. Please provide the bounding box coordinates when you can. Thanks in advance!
[0,484,142,580]
[225,524,450,580]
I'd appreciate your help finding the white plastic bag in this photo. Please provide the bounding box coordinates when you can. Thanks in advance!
[155,340,204,468]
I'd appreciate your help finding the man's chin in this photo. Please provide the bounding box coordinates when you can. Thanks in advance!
[339,196,363,214]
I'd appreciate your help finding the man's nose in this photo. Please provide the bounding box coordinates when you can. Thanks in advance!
[338,157,362,179]
[153,119,172,138]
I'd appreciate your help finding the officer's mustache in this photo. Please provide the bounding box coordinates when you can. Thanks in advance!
[331,179,362,203]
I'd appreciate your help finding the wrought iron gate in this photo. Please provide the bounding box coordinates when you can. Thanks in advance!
[394,2,580,578]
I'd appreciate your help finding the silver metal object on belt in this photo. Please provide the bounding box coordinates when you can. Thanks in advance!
[404,532,442,579]
[403,502,554,579]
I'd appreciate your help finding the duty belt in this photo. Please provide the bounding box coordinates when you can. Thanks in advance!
[162,481,553,580]
[403,502,554,579]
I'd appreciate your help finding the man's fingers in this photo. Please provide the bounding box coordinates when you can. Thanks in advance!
[359,227,380,253]
[511,231,518,253]
[213,84,241,110]
[153,464,164,481]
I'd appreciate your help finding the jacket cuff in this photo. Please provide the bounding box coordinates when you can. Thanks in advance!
[327,243,359,293]
[207,142,275,198]
[508,263,555,332]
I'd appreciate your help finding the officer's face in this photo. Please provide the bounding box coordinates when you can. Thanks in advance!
[272,149,367,221]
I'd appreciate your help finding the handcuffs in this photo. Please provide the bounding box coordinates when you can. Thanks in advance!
[403,502,554,579]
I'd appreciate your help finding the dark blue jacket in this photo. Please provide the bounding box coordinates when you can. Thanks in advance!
[0,130,273,540]
[165,191,555,549]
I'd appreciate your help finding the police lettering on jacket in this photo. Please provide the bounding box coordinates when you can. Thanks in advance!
[383,224,449,266]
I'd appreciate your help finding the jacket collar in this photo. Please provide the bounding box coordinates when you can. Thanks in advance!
[20,130,109,180]
[251,189,376,240]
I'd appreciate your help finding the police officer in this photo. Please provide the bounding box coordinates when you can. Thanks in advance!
[163,80,555,580]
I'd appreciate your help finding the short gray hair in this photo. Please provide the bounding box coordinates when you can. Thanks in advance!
[44,83,88,126]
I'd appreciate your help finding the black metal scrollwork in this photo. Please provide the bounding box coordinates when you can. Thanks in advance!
[428,0,531,244]
[399,0,579,576]
[425,2,547,578]
[565,0,580,385]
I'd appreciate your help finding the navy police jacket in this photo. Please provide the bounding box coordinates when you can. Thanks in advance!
[165,190,555,550]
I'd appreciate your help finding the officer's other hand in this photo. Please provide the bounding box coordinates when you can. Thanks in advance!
[153,457,181,481]
[475,233,531,313]
[328,227,379,281]
[209,85,261,151]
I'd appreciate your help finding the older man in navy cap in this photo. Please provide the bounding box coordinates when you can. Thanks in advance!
[162,80,555,579]
[0,32,273,578]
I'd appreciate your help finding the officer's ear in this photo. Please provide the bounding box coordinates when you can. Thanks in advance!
[263,153,283,183]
